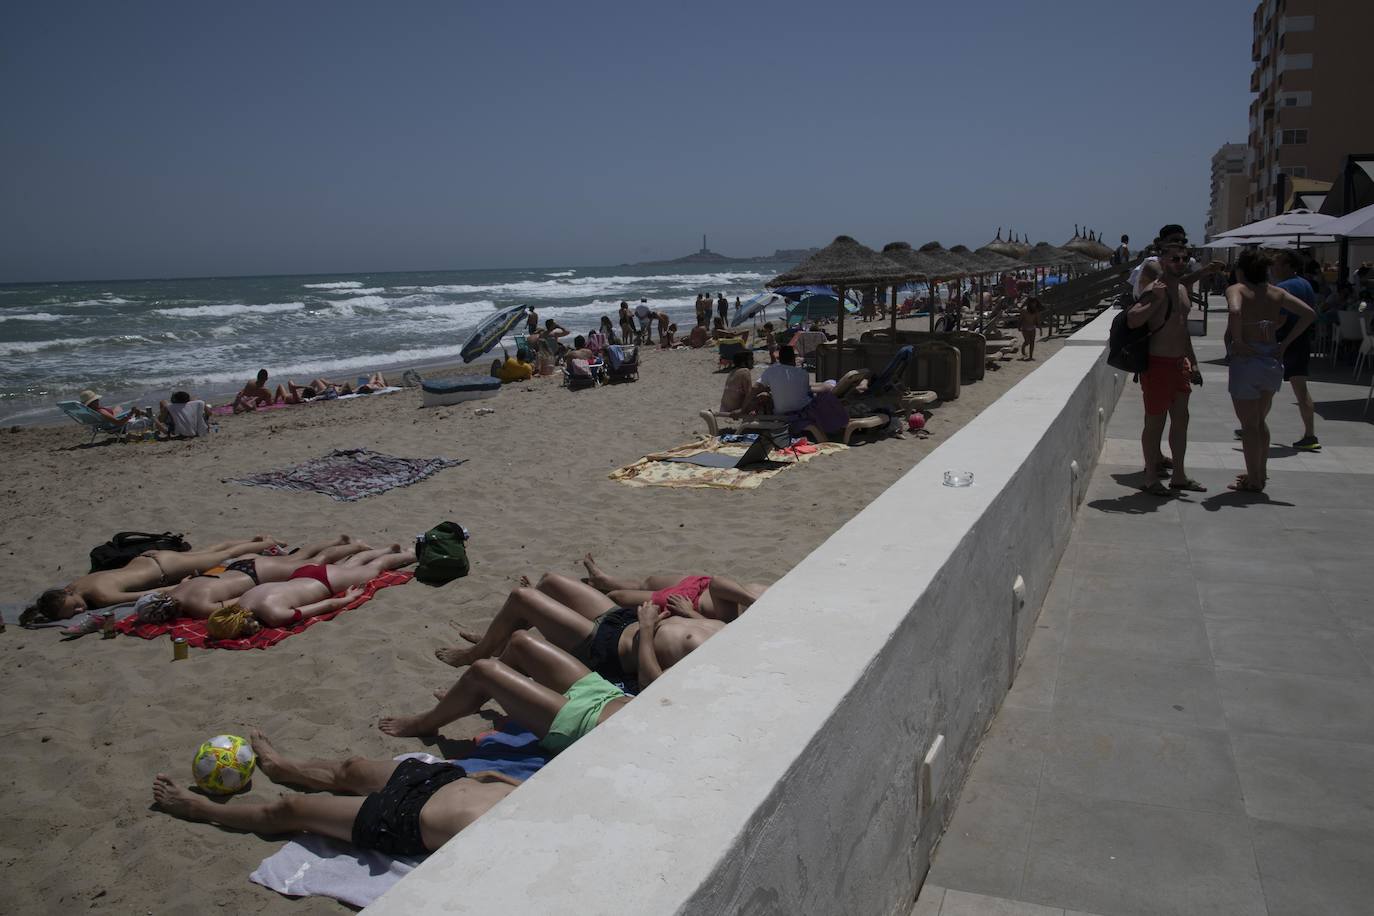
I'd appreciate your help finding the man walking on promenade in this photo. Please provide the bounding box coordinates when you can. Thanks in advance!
[1270,250,1321,451]
[1128,231,1205,495]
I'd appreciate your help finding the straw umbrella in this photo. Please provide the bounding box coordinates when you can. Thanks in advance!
[916,242,971,331]
[1063,229,1112,262]
[766,235,917,369]
[879,241,935,332]
[980,228,1022,261]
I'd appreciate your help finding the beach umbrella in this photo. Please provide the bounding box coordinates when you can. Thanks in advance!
[732,291,781,327]
[1322,201,1374,239]
[880,242,938,332]
[1212,209,1336,246]
[459,303,529,363]
[980,228,1022,260]
[1021,242,1078,266]
[767,235,917,367]
[1062,229,1112,261]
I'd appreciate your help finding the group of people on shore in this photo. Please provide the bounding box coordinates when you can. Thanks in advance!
[233,368,389,412]
[146,552,768,859]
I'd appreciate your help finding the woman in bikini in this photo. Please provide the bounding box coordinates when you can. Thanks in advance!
[224,545,416,633]
[434,573,722,691]
[580,554,767,622]
[22,535,283,623]
[137,535,368,621]
[1225,250,1315,493]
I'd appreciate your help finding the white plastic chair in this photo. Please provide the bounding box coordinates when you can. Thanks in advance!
[1354,311,1374,380]
[1336,310,1365,363]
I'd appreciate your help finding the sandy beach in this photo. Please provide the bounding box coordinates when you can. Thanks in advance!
[0,320,1062,913]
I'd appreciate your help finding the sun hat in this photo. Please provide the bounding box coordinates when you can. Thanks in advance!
[79,389,102,406]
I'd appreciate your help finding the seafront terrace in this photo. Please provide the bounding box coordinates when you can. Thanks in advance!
[918,305,1374,916]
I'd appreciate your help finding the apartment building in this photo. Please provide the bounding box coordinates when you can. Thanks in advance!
[1206,143,1248,237]
[1244,0,1374,221]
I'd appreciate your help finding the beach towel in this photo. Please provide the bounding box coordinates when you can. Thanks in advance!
[249,723,548,908]
[164,400,210,437]
[111,570,411,649]
[209,386,401,416]
[226,448,466,502]
[610,436,845,490]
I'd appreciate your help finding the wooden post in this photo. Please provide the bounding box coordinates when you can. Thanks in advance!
[890,283,899,335]
[835,284,846,378]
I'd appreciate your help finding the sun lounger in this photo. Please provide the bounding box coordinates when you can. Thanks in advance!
[57,400,131,444]
[605,345,639,383]
[563,358,606,390]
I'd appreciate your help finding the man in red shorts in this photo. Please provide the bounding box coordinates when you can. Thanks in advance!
[1127,231,1206,496]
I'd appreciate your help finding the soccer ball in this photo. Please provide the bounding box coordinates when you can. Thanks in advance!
[192,734,256,795]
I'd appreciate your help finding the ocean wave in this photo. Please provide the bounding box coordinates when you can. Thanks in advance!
[389,270,769,302]
[153,301,306,318]
[545,270,575,277]
[0,311,64,322]
[302,281,364,289]
[393,299,498,321]
[126,341,479,389]
[0,334,156,356]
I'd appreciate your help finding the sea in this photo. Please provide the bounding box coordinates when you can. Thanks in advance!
[0,263,794,426]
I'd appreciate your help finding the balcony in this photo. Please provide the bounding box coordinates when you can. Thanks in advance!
[1251,68,1262,92]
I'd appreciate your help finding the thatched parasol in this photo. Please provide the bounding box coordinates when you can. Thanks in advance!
[917,241,970,278]
[1021,241,1079,266]
[973,245,1027,271]
[1063,229,1113,261]
[980,228,1022,260]
[950,244,1010,274]
[879,241,939,332]
[767,235,917,362]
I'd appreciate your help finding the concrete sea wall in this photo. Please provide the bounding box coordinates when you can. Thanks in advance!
[367,310,1123,916]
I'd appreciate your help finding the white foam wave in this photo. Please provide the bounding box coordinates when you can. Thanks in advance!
[0,311,64,322]
[390,270,768,301]
[394,300,498,321]
[302,281,363,289]
[154,301,305,318]
[128,342,478,389]
[545,270,575,277]
[0,334,152,356]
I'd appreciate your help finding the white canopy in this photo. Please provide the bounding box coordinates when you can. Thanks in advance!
[1211,209,1335,243]
[1321,202,1374,239]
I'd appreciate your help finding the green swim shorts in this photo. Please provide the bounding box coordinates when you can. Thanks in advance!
[541,672,627,753]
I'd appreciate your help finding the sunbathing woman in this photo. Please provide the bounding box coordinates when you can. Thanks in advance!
[153,727,521,858]
[207,545,417,636]
[23,535,283,623]
[139,535,369,621]
[386,628,632,752]
[435,573,721,690]
[581,554,767,622]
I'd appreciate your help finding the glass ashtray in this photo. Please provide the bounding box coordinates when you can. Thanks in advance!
[943,470,974,488]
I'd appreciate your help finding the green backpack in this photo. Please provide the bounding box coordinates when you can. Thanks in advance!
[415,522,471,586]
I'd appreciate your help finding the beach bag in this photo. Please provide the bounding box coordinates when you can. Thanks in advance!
[1106,293,1172,375]
[415,522,470,586]
[90,531,192,572]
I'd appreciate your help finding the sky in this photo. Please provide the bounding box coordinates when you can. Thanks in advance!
[0,0,1257,282]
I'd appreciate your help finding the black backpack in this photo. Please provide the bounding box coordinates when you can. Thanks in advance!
[89,531,192,572]
[1107,290,1172,375]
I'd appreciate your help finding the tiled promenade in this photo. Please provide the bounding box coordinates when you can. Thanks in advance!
[915,314,1374,916]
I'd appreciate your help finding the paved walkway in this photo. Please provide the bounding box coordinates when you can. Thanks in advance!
[915,316,1374,916]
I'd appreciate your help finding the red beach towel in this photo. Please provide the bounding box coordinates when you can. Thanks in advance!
[112,570,412,649]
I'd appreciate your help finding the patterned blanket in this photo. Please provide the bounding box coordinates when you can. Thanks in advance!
[610,437,845,490]
[227,448,466,501]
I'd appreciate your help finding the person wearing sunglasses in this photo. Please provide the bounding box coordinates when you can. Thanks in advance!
[1127,231,1208,496]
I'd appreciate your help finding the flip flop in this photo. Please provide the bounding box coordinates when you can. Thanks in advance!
[1140,481,1173,497]
[1168,478,1207,492]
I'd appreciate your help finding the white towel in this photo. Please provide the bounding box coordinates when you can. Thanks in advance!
[165,400,210,438]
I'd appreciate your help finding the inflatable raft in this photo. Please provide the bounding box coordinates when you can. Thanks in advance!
[420,375,502,408]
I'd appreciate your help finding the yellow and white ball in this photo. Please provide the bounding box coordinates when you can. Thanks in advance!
[192,734,256,795]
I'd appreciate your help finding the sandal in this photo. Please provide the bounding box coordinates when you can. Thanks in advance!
[1227,474,1265,493]
[1140,481,1173,497]
[1169,478,1207,492]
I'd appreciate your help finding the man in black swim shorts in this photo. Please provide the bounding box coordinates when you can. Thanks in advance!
[152,728,520,856]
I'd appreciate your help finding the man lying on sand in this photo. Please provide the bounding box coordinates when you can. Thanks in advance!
[153,728,520,857]
[435,573,721,689]
[22,536,282,624]
[173,545,417,637]
[582,554,767,622]
[385,629,631,753]
[132,535,369,621]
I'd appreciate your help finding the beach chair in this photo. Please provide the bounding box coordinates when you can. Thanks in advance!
[605,345,639,383]
[57,400,130,444]
[562,357,606,390]
[868,345,914,395]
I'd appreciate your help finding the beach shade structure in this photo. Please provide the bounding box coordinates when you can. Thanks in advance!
[880,242,939,332]
[1021,242,1079,266]
[732,291,782,327]
[788,294,857,326]
[460,303,529,363]
[1062,229,1113,262]
[1322,202,1374,239]
[767,235,918,366]
[980,229,1022,261]
[1211,209,1336,246]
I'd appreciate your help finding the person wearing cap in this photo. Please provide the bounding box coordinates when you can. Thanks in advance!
[1128,231,1207,496]
[1128,224,1224,300]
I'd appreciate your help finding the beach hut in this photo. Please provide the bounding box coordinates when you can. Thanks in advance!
[766,235,917,366]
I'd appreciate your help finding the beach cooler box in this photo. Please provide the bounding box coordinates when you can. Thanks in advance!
[420,375,501,408]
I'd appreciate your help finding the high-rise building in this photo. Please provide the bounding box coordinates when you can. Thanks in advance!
[1206,143,1248,238]
[1244,0,1374,221]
